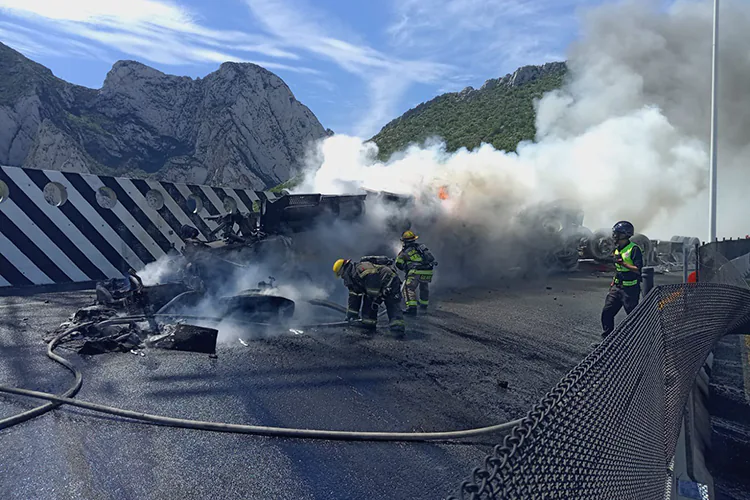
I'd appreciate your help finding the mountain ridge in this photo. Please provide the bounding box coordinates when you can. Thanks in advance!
[0,42,327,189]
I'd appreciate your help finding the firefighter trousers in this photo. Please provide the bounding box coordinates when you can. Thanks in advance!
[601,284,641,338]
[404,270,432,310]
[348,286,405,332]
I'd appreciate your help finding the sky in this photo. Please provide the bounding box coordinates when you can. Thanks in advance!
[0,0,614,137]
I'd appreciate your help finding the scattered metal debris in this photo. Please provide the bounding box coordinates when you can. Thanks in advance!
[50,261,299,357]
[145,324,218,355]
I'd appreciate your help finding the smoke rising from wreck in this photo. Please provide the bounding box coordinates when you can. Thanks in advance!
[137,252,337,343]
[140,0,750,328]
[296,0,749,257]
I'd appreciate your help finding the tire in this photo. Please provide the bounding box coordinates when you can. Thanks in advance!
[630,233,653,260]
[574,226,594,247]
[219,293,296,322]
[588,229,615,261]
[552,236,581,271]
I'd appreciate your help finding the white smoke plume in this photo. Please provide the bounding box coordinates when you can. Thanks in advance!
[135,250,339,344]
[296,0,750,243]
[138,255,182,286]
[138,0,750,325]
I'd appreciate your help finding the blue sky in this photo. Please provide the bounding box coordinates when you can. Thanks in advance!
[0,0,608,137]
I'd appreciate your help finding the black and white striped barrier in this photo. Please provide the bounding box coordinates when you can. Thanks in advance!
[0,165,264,288]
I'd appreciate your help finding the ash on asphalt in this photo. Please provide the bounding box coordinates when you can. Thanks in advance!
[0,271,679,500]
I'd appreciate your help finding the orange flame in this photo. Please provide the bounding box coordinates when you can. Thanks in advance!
[438,186,449,200]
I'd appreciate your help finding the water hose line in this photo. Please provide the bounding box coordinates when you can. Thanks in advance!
[0,323,92,429]
[0,301,522,441]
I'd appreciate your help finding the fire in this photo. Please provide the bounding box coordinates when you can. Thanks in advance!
[438,186,449,200]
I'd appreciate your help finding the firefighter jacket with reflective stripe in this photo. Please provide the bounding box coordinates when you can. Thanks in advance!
[396,243,435,275]
[613,241,643,287]
[343,261,399,298]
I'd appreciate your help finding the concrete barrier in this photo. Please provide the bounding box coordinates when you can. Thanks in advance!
[0,165,262,287]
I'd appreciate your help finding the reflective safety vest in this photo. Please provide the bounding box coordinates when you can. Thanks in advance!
[614,241,640,287]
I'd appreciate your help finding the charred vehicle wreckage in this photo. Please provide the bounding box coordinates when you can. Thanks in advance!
[513,199,699,272]
[52,189,699,356]
[50,191,376,356]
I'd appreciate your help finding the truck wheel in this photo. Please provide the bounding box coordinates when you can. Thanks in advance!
[588,229,615,261]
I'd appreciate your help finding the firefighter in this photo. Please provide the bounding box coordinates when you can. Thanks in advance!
[395,230,437,316]
[600,221,643,340]
[333,257,405,334]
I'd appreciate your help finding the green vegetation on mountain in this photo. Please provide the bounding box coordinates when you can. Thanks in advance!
[369,63,567,160]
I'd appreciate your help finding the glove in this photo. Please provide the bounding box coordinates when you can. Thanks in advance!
[433,261,438,267]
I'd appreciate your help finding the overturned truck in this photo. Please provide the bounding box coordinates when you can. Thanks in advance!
[174,190,370,291]
[173,187,700,284]
[514,199,701,271]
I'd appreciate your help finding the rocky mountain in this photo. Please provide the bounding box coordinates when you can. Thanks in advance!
[0,42,328,189]
[370,62,567,159]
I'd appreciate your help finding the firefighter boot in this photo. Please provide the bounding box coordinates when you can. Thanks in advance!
[389,316,405,336]
[384,292,406,336]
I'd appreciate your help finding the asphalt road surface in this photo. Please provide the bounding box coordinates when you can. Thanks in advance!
[0,271,679,500]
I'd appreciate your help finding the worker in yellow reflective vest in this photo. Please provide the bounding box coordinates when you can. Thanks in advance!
[333,256,405,334]
[601,221,643,339]
[395,230,437,316]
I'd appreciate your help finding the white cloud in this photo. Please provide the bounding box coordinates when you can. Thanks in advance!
[0,0,316,71]
[0,24,66,56]
[245,0,452,137]
[388,0,594,73]
[0,0,193,25]
[0,20,109,59]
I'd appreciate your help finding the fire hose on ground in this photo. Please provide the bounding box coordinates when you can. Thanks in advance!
[0,299,523,442]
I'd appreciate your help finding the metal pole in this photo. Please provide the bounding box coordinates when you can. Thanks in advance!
[642,267,655,297]
[708,0,719,243]
[683,244,689,283]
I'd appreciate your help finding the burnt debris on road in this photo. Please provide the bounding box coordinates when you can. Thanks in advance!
[0,270,626,500]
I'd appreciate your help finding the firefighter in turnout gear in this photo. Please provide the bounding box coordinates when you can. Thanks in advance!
[600,221,643,339]
[395,230,437,316]
[333,257,405,334]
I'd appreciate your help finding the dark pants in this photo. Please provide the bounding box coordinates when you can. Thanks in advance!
[348,281,405,332]
[601,285,641,338]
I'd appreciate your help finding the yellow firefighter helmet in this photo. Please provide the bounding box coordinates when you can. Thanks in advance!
[401,230,418,242]
[333,258,349,277]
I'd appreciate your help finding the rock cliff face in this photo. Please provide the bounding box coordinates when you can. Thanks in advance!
[0,43,327,188]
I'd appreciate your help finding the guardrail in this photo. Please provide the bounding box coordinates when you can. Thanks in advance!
[450,242,750,499]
